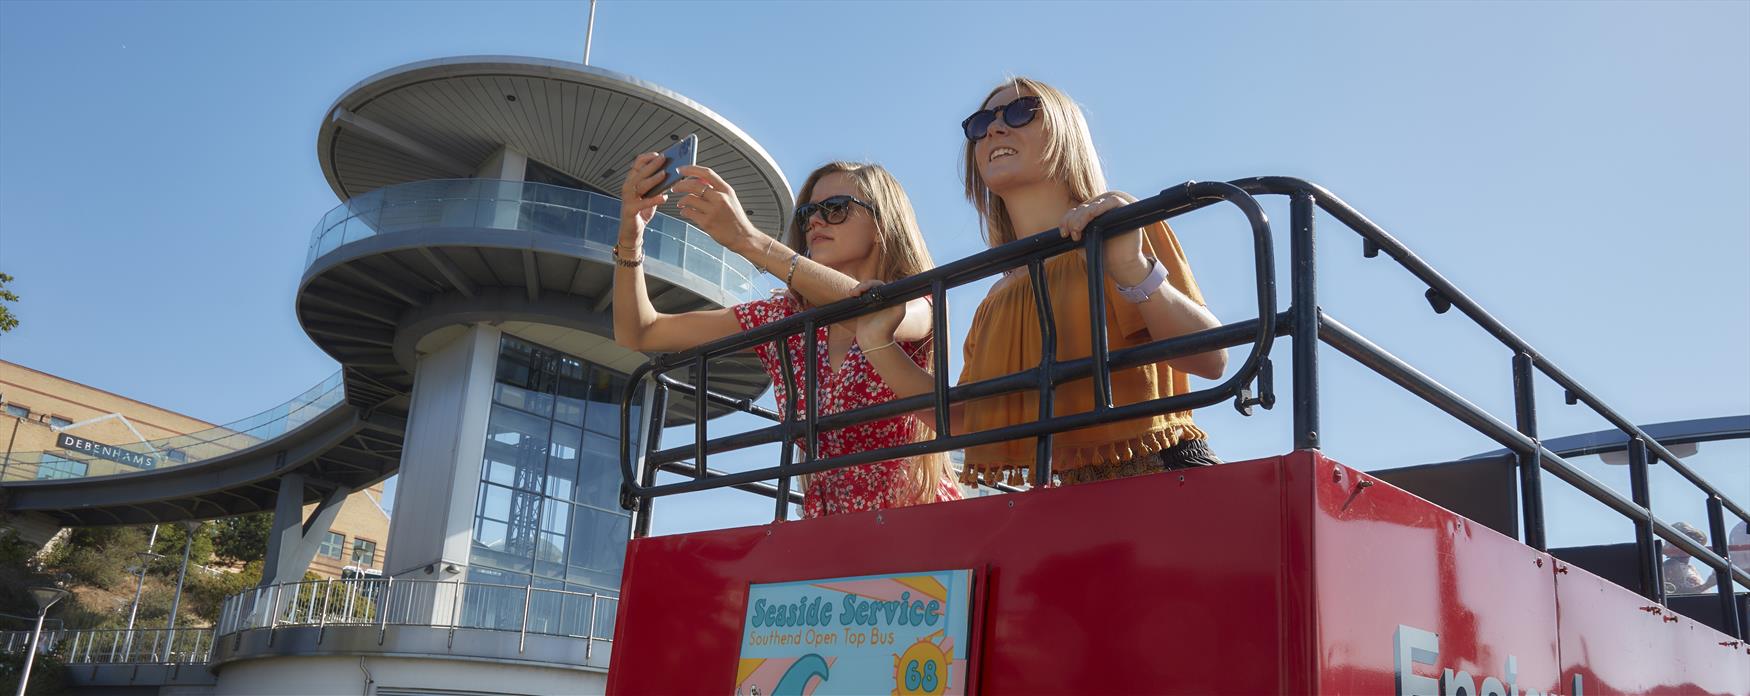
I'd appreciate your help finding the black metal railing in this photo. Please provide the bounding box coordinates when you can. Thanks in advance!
[617,176,1747,640]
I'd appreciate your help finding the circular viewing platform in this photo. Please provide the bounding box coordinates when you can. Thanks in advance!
[296,177,772,417]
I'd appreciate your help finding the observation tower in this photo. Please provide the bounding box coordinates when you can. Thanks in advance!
[227,56,791,694]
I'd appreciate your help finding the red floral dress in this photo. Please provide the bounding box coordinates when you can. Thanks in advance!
[733,295,963,518]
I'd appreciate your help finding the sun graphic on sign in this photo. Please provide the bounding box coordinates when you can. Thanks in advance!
[892,631,952,696]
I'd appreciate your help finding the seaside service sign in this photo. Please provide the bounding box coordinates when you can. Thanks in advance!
[56,432,156,469]
[735,569,974,696]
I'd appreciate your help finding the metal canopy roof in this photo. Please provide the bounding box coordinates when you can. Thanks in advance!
[317,56,793,236]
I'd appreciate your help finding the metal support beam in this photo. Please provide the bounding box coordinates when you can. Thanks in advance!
[1290,190,1320,450]
[330,107,474,178]
[417,248,478,299]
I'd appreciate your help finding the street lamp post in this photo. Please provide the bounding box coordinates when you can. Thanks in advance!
[165,520,199,661]
[122,539,162,659]
[15,586,68,696]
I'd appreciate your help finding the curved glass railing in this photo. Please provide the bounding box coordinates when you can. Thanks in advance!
[0,372,344,482]
[305,178,759,302]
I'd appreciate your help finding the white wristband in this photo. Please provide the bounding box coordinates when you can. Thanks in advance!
[1114,258,1169,304]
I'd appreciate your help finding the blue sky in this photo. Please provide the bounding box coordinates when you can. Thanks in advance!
[1,2,1745,551]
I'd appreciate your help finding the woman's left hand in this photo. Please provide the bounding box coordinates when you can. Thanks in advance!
[850,280,906,344]
[1059,190,1152,284]
[670,165,761,255]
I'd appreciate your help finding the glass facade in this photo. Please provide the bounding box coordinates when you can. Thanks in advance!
[464,335,638,637]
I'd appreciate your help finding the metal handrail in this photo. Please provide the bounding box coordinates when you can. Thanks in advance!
[614,175,1746,641]
[0,372,343,482]
[0,627,213,665]
[215,577,618,646]
[617,181,1277,518]
[304,177,762,302]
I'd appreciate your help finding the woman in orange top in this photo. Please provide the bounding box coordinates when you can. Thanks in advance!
[861,77,1227,487]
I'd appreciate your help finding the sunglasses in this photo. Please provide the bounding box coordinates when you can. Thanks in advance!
[793,194,878,229]
[961,95,1042,142]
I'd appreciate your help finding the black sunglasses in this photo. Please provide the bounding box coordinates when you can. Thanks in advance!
[961,95,1042,142]
[793,194,878,229]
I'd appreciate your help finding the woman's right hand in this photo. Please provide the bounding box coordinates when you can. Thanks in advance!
[617,153,670,245]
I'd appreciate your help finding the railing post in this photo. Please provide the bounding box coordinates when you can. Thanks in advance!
[318,578,332,643]
[693,356,709,478]
[1029,258,1057,488]
[1289,190,1320,450]
[1627,438,1664,604]
[1511,353,1546,551]
[1083,226,1113,411]
[634,382,668,537]
[586,593,599,661]
[773,339,800,522]
[1706,496,1743,640]
[378,576,392,645]
[519,584,532,653]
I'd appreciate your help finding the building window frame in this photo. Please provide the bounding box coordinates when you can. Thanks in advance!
[351,538,377,567]
[318,531,345,559]
[48,415,72,429]
[3,404,27,419]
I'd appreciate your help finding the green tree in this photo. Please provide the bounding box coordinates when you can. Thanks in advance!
[212,512,272,563]
[0,272,18,333]
[148,523,214,574]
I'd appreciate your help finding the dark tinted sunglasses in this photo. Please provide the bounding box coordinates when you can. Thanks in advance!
[961,95,1042,141]
[793,195,878,229]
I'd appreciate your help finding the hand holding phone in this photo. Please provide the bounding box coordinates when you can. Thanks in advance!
[641,134,698,199]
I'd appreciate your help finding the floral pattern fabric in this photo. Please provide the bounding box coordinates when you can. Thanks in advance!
[733,295,962,518]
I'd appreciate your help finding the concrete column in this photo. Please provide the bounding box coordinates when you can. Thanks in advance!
[382,323,500,583]
[259,475,348,588]
[443,145,528,230]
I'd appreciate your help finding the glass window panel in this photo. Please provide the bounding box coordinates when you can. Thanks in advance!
[350,539,376,566]
[542,497,571,534]
[494,383,553,419]
[484,405,550,492]
[587,191,619,216]
[576,431,621,509]
[585,212,617,245]
[547,423,581,501]
[585,370,626,435]
[319,532,345,559]
[474,518,508,552]
[34,454,85,480]
[566,507,631,590]
[478,482,513,522]
[684,242,719,282]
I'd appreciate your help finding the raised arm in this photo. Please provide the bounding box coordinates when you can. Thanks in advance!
[612,153,741,352]
[668,167,924,341]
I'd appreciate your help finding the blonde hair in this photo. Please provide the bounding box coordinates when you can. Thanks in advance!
[785,161,953,506]
[961,77,1109,246]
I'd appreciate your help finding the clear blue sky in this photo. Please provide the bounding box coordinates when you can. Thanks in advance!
[1,1,1745,550]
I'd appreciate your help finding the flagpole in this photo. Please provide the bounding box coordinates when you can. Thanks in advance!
[583,0,599,66]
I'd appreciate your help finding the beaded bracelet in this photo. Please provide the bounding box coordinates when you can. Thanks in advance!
[784,252,801,288]
[612,244,643,268]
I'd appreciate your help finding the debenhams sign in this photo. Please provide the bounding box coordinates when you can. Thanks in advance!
[56,433,156,469]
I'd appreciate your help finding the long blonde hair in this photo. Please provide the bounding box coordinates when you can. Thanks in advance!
[786,161,953,506]
[961,77,1109,246]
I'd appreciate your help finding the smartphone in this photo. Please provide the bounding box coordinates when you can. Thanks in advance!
[641,133,698,199]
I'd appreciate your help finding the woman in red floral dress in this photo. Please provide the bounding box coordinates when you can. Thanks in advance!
[610,156,961,517]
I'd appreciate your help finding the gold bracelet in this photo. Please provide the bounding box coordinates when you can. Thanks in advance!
[861,340,898,356]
